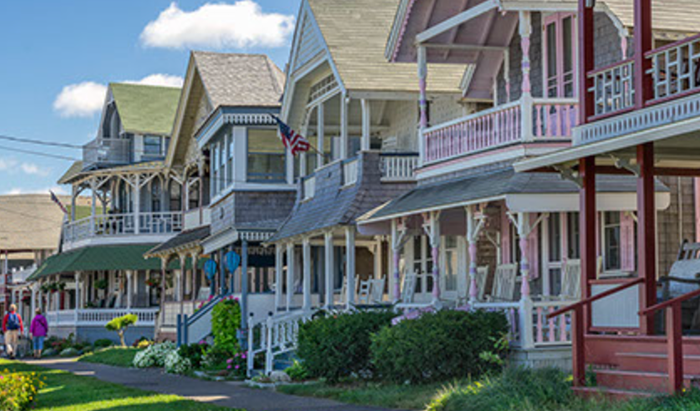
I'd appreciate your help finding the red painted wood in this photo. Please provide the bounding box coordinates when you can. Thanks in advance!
[637,143,656,334]
[634,0,653,108]
[617,352,700,374]
[667,304,683,394]
[572,307,585,386]
[578,0,595,123]
[620,211,636,273]
[640,288,700,316]
[580,156,597,329]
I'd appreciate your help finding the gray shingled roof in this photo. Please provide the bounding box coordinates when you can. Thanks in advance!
[145,225,210,257]
[269,152,415,242]
[364,169,670,221]
[193,51,285,108]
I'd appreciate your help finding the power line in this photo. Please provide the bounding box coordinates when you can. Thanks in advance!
[0,134,83,149]
[0,145,79,161]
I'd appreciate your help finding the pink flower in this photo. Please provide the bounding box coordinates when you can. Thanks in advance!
[235,365,240,370]
[241,353,247,359]
[227,365,232,370]
[227,358,233,364]
[199,340,206,345]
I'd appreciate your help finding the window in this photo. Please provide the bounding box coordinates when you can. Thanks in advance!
[211,144,220,197]
[248,129,286,183]
[143,136,163,156]
[603,212,621,271]
[412,236,434,294]
[444,237,458,292]
[169,182,181,211]
[544,13,576,98]
[567,212,580,259]
[227,132,234,185]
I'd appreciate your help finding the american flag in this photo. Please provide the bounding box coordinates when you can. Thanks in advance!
[272,115,311,156]
[50,190,68,215]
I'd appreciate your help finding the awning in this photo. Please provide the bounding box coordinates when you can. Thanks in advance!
[358,170,670,226]
[28,244,198,281]
[145,226,211,258]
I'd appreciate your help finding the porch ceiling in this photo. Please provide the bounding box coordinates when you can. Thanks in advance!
[391,0,518,100]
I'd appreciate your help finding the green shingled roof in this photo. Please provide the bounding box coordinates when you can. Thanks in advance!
[110,83,181,136]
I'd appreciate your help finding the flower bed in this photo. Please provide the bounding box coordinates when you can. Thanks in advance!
[0,369,44,411]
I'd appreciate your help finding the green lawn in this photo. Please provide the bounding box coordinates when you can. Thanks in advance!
[278,381,446,410]
[79,347,140,367]
[0,360,242,411]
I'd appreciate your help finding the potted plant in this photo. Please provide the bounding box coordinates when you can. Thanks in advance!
[95,279,108,290]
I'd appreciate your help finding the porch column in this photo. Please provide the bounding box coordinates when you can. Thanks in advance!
[324,231,334,308]
[240,239,249,337]
[74,272,81,313]
[133,175,141,234]
[90,179,97,236]
[317,102,325,167]
[286,243,295,311]
[30,285,37,318]
[374,237,383,281]
[191,253,199,310]
[345,226,356,308]
[391,218,408,302]
[361,99,371,151]
[466,206,485,305]
[126,270,133,310]
[519,11,534,140]
[340,91,349,160]
[417,45,428,129]
[178,254,187,316]
[423,211,441,305]
[511,212,535,349]
[302,237,312,310]
[275,244,284,311]
[634,0,653,108]
[638,143,656,334]
[71,185,78,222]
[159,257,168,329]
[579,0,595,123]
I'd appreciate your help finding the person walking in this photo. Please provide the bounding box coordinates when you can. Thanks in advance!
[30,308,48,359]
[2,304,24,359]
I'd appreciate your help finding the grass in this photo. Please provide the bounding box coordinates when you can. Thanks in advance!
[0,360,242,411]
[277,380,447,410]
[279,368,700,411]
[78,346,141,367]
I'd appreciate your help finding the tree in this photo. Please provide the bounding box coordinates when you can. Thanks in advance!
[105,314,138,347]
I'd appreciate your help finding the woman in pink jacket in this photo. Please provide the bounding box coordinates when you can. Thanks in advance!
[30,308,48,358]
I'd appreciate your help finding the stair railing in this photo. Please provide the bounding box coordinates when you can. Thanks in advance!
[547,277,644,387]
[177,294,230,346]
[639,287,700,394]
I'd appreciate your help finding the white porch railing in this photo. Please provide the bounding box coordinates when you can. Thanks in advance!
[422,97,577,165]
[47,308,159,327]
[343,158,359,186]
[64,211,183,244]
[589,59,636,118]
[648,34,700,103]
[247,310,314,376]
[303,176,316,200]
[83,137,132,169]
[380,153,418,182]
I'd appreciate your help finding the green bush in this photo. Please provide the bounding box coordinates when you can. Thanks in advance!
[105,314,138,347]
[371,310,508,383]
[0,369,44,411]
[211,298,241,354]
[178,342,209,369]
[285,359,309,381]
[93,339,113,348]
[297,310,395,382]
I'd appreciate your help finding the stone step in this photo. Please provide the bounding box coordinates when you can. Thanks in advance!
[572,386,656,401]
[617,352,700,374]
[594,368,700,392]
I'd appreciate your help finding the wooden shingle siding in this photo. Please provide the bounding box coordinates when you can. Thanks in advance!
[209,191,295,236]
[293,12,324,74]
[657,176,697,276]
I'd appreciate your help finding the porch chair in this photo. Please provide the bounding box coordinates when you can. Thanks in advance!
[559,259,581,301]
[357,279,372,304]
[400,271,417,304]
[485,263,519,302]
[659,241,700,329]
[369,278,386,304]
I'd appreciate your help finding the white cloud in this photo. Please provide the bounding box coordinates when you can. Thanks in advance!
[140,1,295,50]
[53,82,107,118]
[0,158,49,176]
[126,73,184,88]
[53,74,184,118]
[6,186,67,196]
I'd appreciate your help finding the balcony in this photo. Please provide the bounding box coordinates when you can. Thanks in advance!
[422,97,578,165]
[83,137,132,170]
[64,211,183,246]
[577,34,700,146]
[183,208,211,230]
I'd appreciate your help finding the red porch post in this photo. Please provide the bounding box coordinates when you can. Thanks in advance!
[634,0,653,108]
[576,156,597,386]
[578,0,595,124]
[638,142,657,334]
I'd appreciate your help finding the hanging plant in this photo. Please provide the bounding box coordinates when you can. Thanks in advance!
[95,279,109,290]
[145,277,159,288]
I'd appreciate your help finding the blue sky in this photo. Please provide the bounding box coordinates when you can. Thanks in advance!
[0,0,301,195]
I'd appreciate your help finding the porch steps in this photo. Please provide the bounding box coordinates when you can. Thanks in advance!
[594,368,700,391]
[572,386,655,401]
[616,352,700,374]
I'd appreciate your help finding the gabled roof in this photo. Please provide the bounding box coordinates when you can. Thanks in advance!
[57,161,84,185]
[602,0,700,35]
[110,83,181,136]
[306,0,466,93]
[0,195,65,252]
[192,51,285,108]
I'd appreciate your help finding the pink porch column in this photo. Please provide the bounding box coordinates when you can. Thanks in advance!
[417,46,428,129]
[519,237,531,298]
[431,245,440,301]
[393,252,401,301]
[468,242,479,302]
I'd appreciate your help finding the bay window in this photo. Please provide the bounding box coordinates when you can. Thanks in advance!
[248,129,286,183]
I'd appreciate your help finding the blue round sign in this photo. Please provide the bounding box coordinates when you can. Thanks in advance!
[224,251,241,273]
[204,259,217,280]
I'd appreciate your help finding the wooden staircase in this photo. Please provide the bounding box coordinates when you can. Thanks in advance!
[572,335,700,400]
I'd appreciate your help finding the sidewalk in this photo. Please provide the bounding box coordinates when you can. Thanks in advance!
[25,358,399,411]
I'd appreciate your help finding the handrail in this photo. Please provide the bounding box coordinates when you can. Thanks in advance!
[587,57,635,77]
[640,288,700,316]
[547,278,643,319]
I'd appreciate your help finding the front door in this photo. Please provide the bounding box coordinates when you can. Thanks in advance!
[544,12,577,98]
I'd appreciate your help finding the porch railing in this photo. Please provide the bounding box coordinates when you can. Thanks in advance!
[422,97,577,165]
[303,176,316,200]
[83,137,132,169]
[247,310,314,376]
[589,59,636,118]
[379,153,418,182]
[64,211,183,244]
[46,308,159,327]
[343,158,359,186]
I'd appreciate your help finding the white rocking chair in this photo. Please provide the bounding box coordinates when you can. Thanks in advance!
[485,263,519,302]
[560,259,581,301]
[474,265,490,302]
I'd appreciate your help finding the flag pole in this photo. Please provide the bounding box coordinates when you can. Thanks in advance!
[269,114,326,158]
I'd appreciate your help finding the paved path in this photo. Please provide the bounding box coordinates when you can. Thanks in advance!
[25,358,400,411]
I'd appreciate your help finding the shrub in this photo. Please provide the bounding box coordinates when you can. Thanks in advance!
[133,341,176,368]
[297,310,395,382]
[211,297,241,354]
[135,339,152,349]
[0,369,44,411]
[59,347,80,357]
[202,345,234,370]
[105,314,138,347]
[285,359,309,381]
[93,339,113,349]
[224,351,247,378]
[371,310,508,383]
[178,342,209,369]
[164,350,192,374]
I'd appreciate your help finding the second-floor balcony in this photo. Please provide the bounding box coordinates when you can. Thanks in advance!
[422,97,578,165]
[578,34,700,146]
[64,211,183,246]
[83,138,132,170]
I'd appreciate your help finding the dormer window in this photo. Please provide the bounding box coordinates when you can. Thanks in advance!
[143,135,163,157]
